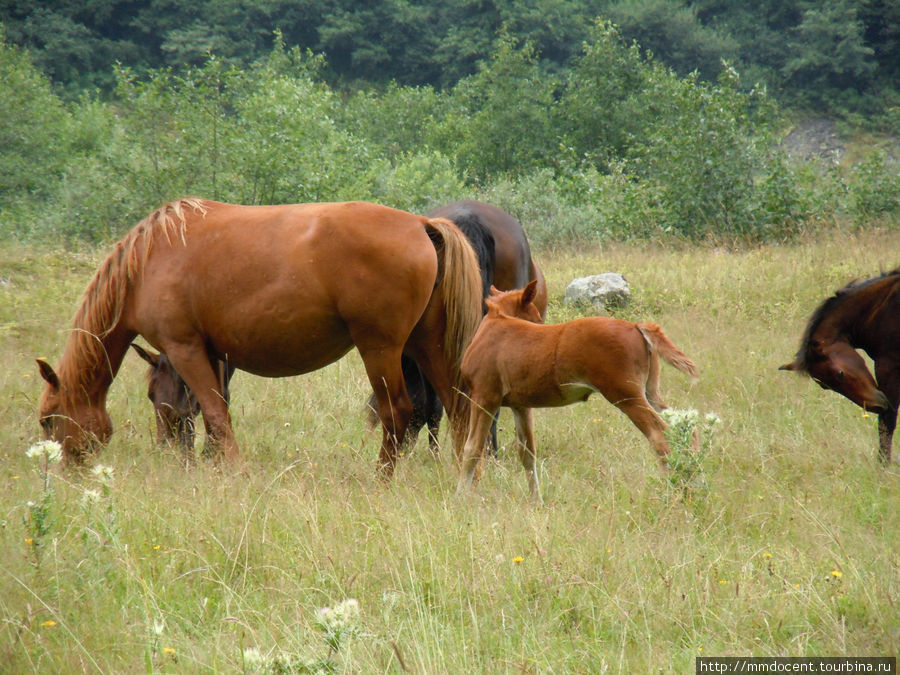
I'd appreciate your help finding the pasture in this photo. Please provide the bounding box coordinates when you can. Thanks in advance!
[1,230,898,672]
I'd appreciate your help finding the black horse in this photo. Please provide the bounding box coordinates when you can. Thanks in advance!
[781,268,900,464]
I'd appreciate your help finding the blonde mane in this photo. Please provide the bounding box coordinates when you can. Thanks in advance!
[56,198,208,397]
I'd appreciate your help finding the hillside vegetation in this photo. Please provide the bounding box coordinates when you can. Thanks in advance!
[1,230,897,671]
[1,26,897,249]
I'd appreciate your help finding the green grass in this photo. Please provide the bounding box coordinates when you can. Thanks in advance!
[1,230,898,673]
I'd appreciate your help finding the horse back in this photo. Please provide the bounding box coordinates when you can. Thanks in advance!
[129,201,440,376]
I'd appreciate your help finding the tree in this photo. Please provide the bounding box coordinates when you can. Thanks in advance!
[782,0,876,94]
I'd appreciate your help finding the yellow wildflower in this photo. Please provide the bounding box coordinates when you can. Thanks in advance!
[42,620,56,627]
[831,570,843,579]
[513,556,524,564]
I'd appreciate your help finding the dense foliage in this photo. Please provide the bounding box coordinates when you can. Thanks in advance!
[0,15,897,245]
[2,0,898,114]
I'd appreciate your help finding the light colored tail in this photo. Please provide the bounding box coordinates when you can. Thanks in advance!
[637,323,698,381]
[424,217,483,418]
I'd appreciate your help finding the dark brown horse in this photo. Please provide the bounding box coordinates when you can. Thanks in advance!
[780,269,899,464]
[370,200,548,452]
[456,282,698,501]
[37,199,482,474]
[131,344,233,455]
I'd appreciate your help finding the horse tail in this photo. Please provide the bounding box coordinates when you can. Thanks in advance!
[424,217,483,418]
[529,260,549,320]
[637,323,699,382]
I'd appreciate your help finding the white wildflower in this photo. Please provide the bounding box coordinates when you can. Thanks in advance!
[153,617,165,636]
[704,412,722,426]
[242,646,264,669]
[81,489,102,506]
[92,464,115,483]
[26,440,63,463]
[316,598,360,632]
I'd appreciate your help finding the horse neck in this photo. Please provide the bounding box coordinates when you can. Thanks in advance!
[825,279,895,351]
[58,322,133,406]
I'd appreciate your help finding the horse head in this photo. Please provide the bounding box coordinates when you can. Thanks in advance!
[37,359,112,462]
[485,280,544,323]
[131,344,199,449]
[780,339,890,414]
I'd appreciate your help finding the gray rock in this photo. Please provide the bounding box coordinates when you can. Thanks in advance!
[564,273,631,312]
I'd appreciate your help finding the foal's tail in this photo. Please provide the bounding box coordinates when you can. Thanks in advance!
[423,217,483,424]
[637,323,699,381]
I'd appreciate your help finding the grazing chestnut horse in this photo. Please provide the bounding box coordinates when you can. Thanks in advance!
[456,281,698,501]
[132,344,233,454]
[780,269,900,464]
[36,199,482,474]
[135,200,547,456]
[368,200,548,452]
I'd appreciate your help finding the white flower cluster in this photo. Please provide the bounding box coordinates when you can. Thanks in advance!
[81,489,102,506]
[661,408,721,429]
[92,464,115,483]
[26,440,63,463]
[315,598,361,633]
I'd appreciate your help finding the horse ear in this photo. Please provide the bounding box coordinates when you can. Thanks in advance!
[489,285,502,296]
[779,361,797,371]
[36,359,60,389]
[521,279,538,306]
[131,344,161,367]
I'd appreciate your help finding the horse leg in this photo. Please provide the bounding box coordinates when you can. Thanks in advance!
[645,352,667,412]
[511,407,541,503]
[424,383,443,455]
[455,397,499,495]
[487,415,500,457]
[611,395,671,465]
[874,363,899,464]
[161,343,238,464]
[177,414,196,460]
[358,347,412,478]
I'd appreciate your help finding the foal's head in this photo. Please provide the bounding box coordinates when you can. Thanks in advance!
[484,280,544,323]
[131,344,199,445]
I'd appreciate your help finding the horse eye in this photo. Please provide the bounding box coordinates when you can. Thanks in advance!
[836,370,844,381]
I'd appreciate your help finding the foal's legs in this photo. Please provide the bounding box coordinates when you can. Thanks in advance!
[455,398,499,495]
[644,352,667,412]
[610,395,671,463]
[511,406,541,503]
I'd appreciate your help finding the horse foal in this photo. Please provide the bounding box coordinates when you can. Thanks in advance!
[456,281,698,502]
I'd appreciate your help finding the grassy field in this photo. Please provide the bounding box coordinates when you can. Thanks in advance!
[1,229,898,673]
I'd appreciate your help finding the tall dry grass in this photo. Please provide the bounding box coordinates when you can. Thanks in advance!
[1,229,897,672]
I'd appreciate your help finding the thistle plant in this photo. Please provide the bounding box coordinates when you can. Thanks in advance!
[314,598,360,656]
[23,440,62,565]
[661,408,720,499]
[80,463,119,545]
[238,599,362,673]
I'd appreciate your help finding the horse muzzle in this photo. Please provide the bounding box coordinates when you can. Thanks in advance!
[866,390,891,414]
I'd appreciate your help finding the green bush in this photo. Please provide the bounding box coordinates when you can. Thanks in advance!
[847,150,900,222]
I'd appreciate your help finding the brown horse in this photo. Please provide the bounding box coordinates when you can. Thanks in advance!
[780,269,899,464]
[456,281,698,501]
[137,200,548,455]
[37,199,482,474]
[131,344,233,455]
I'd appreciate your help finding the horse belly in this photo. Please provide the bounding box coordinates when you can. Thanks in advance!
[505,382,595,408]
[205,312,355,377]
